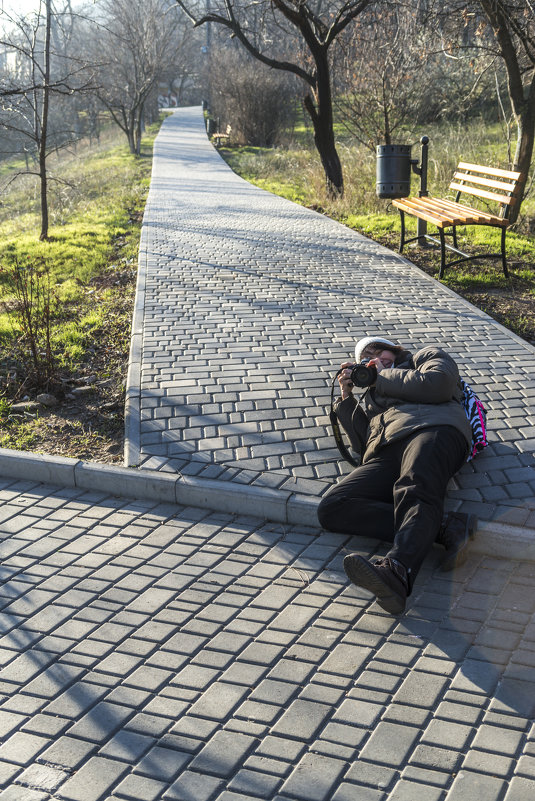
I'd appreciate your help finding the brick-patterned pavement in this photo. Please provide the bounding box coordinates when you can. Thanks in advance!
[126,106,535,532]
[0,478,534,800]
[2,105,535,801]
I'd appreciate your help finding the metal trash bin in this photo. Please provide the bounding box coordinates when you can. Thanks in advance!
[376,144,412,199]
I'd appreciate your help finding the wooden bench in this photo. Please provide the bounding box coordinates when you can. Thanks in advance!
[392,162,524,278]
[212,124,231,147]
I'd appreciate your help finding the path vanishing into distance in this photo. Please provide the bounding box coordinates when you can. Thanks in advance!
[127,105,535,550]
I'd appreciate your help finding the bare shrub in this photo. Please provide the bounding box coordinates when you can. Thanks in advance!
[208,49,300,147]
[0,259,58,392]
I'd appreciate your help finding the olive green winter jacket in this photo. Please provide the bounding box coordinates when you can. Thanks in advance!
[335,346,472,464]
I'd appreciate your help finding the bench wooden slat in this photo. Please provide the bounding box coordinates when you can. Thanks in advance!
[452,171,518,193]
[414,197,477,224]
[425,196,505,224]
[396,195,481,223]
[393,194,510,227]
[393,198,462,228]
[449,181,516,206]
[457,161,522,180]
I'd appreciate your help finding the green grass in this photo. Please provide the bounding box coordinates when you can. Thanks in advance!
[223,117,535,220]
[0,119,161,381]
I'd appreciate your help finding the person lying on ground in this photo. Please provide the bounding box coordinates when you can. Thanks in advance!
[318,335,477,615]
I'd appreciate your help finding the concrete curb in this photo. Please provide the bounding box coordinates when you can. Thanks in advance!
[124,180,150,469]
[0,447,319,529]
[1,447,534,560]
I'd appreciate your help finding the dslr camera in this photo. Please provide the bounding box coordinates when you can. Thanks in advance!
[339,361,377,388]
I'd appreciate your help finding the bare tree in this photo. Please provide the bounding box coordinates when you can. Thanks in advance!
[0,1,95,239]
[434,0,535,221]
[176,0,376,195]
[334,5,434,149]
[92,0,193,155]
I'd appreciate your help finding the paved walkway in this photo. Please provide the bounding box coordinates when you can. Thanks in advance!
[0,105,535,800]
[0,476,534,801]
[126,106,535,538]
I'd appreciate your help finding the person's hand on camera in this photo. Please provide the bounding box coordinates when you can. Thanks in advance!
[338,362,355,400]
[366,357,384,374]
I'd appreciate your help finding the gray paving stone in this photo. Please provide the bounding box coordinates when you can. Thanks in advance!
[114,773,167,801]
[124,712,173,737]
[0,762,24,791]
[320,643,372,677]
[445,770,506,800]
[471,722,523,755]
[187,681,249,720]
[516,754,535,777]
[0,732,49,765]
[462,749,513,776]
[66,701,133,742]
[188,730,256,777]
[55,756,128,801]
[228,768,282,797]
[331,784,386,801]
[504,776,535,800]
[16,762,69,792]
[332,698,383,728]
[37,735,97,770]
[0,710,26,738]
[271,699,331,741]
[21,712,70,737]
[359,721,420,767]
[164,771,224,801]
[133,745,191,780]
[0,788,49,801]
[280,752,347,801]
[98,729,155,761]
[421,719,474,750]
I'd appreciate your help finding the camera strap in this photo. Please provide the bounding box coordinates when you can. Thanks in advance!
[329,373,362,469]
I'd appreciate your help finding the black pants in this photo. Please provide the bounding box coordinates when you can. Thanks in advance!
[318,426,467,589]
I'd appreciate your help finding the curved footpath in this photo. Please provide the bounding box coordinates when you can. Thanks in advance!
[0,106,534,801]
[129,105,535,555]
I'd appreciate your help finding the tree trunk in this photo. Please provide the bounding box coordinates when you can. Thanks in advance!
[39,0,52,241]
[303,48,343,196]
[477,0,535,224]
[134,107,144,156]
[510,93,535,224]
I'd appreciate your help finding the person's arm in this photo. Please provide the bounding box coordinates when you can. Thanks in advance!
[334,364,369,454]
[375,348,460,403]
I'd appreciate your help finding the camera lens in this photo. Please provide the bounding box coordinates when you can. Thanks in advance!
[350,363,377,387]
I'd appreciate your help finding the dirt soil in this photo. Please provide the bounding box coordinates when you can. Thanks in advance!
[0,265,135,464]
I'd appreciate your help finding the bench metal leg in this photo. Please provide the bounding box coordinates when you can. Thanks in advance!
[501,227,509,278]
[452,226,458,250]
[438,229,446,279]
[399,211,405,254]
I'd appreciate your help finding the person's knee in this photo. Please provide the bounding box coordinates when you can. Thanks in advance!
[317,494,339,531]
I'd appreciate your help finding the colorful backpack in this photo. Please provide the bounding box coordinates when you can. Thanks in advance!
[460,378,488,461]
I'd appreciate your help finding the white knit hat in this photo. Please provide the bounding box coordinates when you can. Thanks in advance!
[355,336,399,363]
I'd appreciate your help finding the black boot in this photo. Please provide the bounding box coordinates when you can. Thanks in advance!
[343,555,408,614]
[436,512,477,572]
